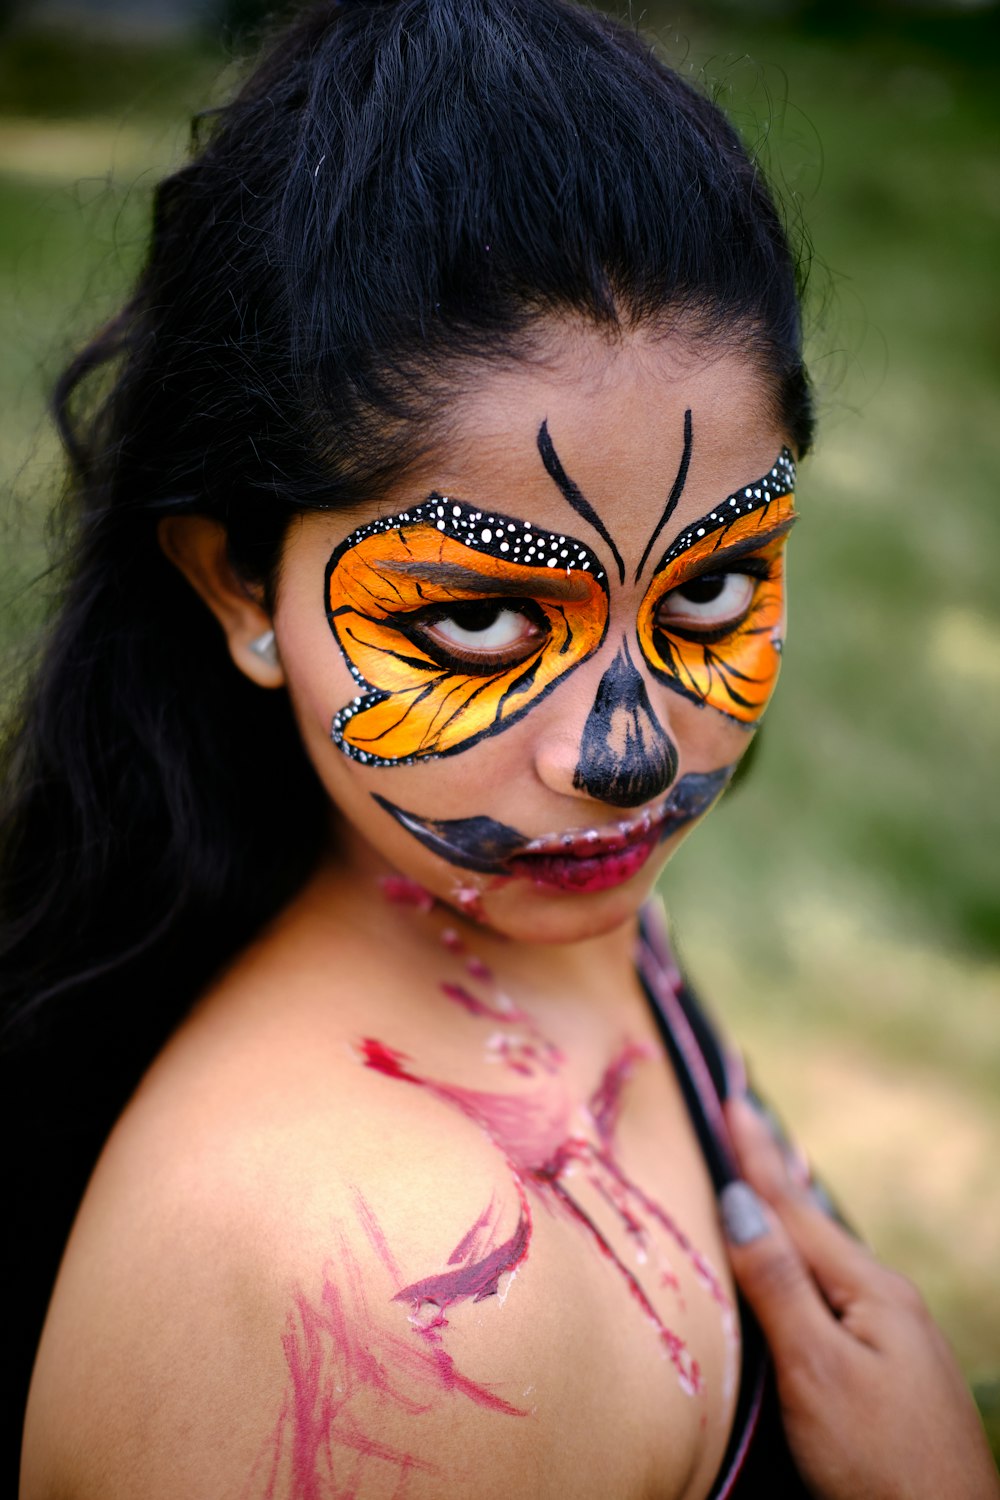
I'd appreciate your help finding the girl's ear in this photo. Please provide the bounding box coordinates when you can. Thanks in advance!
[158,516,285,689]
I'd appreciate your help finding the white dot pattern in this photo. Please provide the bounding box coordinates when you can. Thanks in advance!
[332,493,606,583]
[326,455,794,765]
[331,687,382,764]
[658,448,796,568]
[326,494,607,766]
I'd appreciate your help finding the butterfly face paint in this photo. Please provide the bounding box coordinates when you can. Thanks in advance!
[326,499,608,765]
[635,450,797,727]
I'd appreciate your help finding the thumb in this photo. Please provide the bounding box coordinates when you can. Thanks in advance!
[720,1180,836,1366]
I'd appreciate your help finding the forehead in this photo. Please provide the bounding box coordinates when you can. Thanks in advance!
[314,325,789,560]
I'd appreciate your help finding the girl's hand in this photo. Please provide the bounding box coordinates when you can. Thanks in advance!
[720,1095,999,1500]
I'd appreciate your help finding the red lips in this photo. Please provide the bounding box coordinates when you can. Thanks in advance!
[507,819,662,892]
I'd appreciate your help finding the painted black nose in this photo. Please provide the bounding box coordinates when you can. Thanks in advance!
[572,642,678,808]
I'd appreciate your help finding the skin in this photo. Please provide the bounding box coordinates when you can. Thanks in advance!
[261,325,790,946]
[20,324,994,1499]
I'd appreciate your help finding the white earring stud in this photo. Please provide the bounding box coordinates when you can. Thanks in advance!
[248,628,280,668]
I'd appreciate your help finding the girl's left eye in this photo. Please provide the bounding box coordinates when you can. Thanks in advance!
[406,600,547,672]
[655,571,757,633]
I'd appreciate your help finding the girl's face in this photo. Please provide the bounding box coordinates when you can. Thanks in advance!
[273,325,797,942]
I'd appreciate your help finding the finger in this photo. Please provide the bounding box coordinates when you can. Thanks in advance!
[725,1096,883,1314]
[743,1086,813,1190]
[719,1179,848,1373]
[722,1179,1000,1500]
[725,1093,815,1204]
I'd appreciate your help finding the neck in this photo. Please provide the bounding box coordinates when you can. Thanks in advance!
[304,841,646,1010]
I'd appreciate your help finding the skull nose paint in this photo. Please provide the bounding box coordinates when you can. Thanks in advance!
[572,642,679,808]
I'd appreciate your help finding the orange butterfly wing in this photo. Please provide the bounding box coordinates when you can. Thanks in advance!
[636,450,797,726]
[326,499,609,764]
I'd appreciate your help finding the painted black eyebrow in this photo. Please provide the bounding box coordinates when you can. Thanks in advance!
[379,558,595,602]
[654,514,798,582]
[634,408,693,583]
[537,420,626,585]
[650,447,797,576]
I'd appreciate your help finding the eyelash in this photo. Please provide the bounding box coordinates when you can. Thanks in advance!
[654,557,774,644]
[397,598,549,675]
[388,552,775,675]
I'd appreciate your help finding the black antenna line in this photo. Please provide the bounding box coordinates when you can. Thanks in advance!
[537,421,625,585]
[634,408,693,582]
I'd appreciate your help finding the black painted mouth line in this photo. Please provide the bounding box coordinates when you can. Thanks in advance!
[371,765,735,877]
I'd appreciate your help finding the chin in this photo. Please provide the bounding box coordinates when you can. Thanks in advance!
[441,850,672,946]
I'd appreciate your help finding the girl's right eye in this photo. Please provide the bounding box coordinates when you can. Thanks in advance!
[405,600,548,674]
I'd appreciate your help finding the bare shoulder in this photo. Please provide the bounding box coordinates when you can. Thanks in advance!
[21,983,513,1497]
[21,991,551,1497]
[22,911,733,1500]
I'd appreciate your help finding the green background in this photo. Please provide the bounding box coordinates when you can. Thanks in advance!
[1,0,997,1451]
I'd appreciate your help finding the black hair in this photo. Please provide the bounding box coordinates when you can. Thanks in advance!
[0,0,812,1455]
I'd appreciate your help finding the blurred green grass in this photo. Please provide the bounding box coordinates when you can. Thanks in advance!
[647,0,1000,1435]
[0,0,997,1448]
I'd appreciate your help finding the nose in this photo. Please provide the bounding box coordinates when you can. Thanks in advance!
[560,640,678,809]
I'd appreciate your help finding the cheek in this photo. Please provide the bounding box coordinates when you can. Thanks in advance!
[660,691,755,773]
[272,597,488,860]
[274,599,358,786]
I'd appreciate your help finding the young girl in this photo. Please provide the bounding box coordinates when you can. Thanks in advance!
[4,1,995,1495]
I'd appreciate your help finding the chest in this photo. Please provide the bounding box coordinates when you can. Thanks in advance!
[529,1054,739,1499]
[356,1013,740,1500]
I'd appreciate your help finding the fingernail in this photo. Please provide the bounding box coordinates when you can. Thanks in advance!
[720,1181,770,1246]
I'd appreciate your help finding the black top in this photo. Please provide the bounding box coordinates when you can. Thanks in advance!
[635,904,813,1500]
